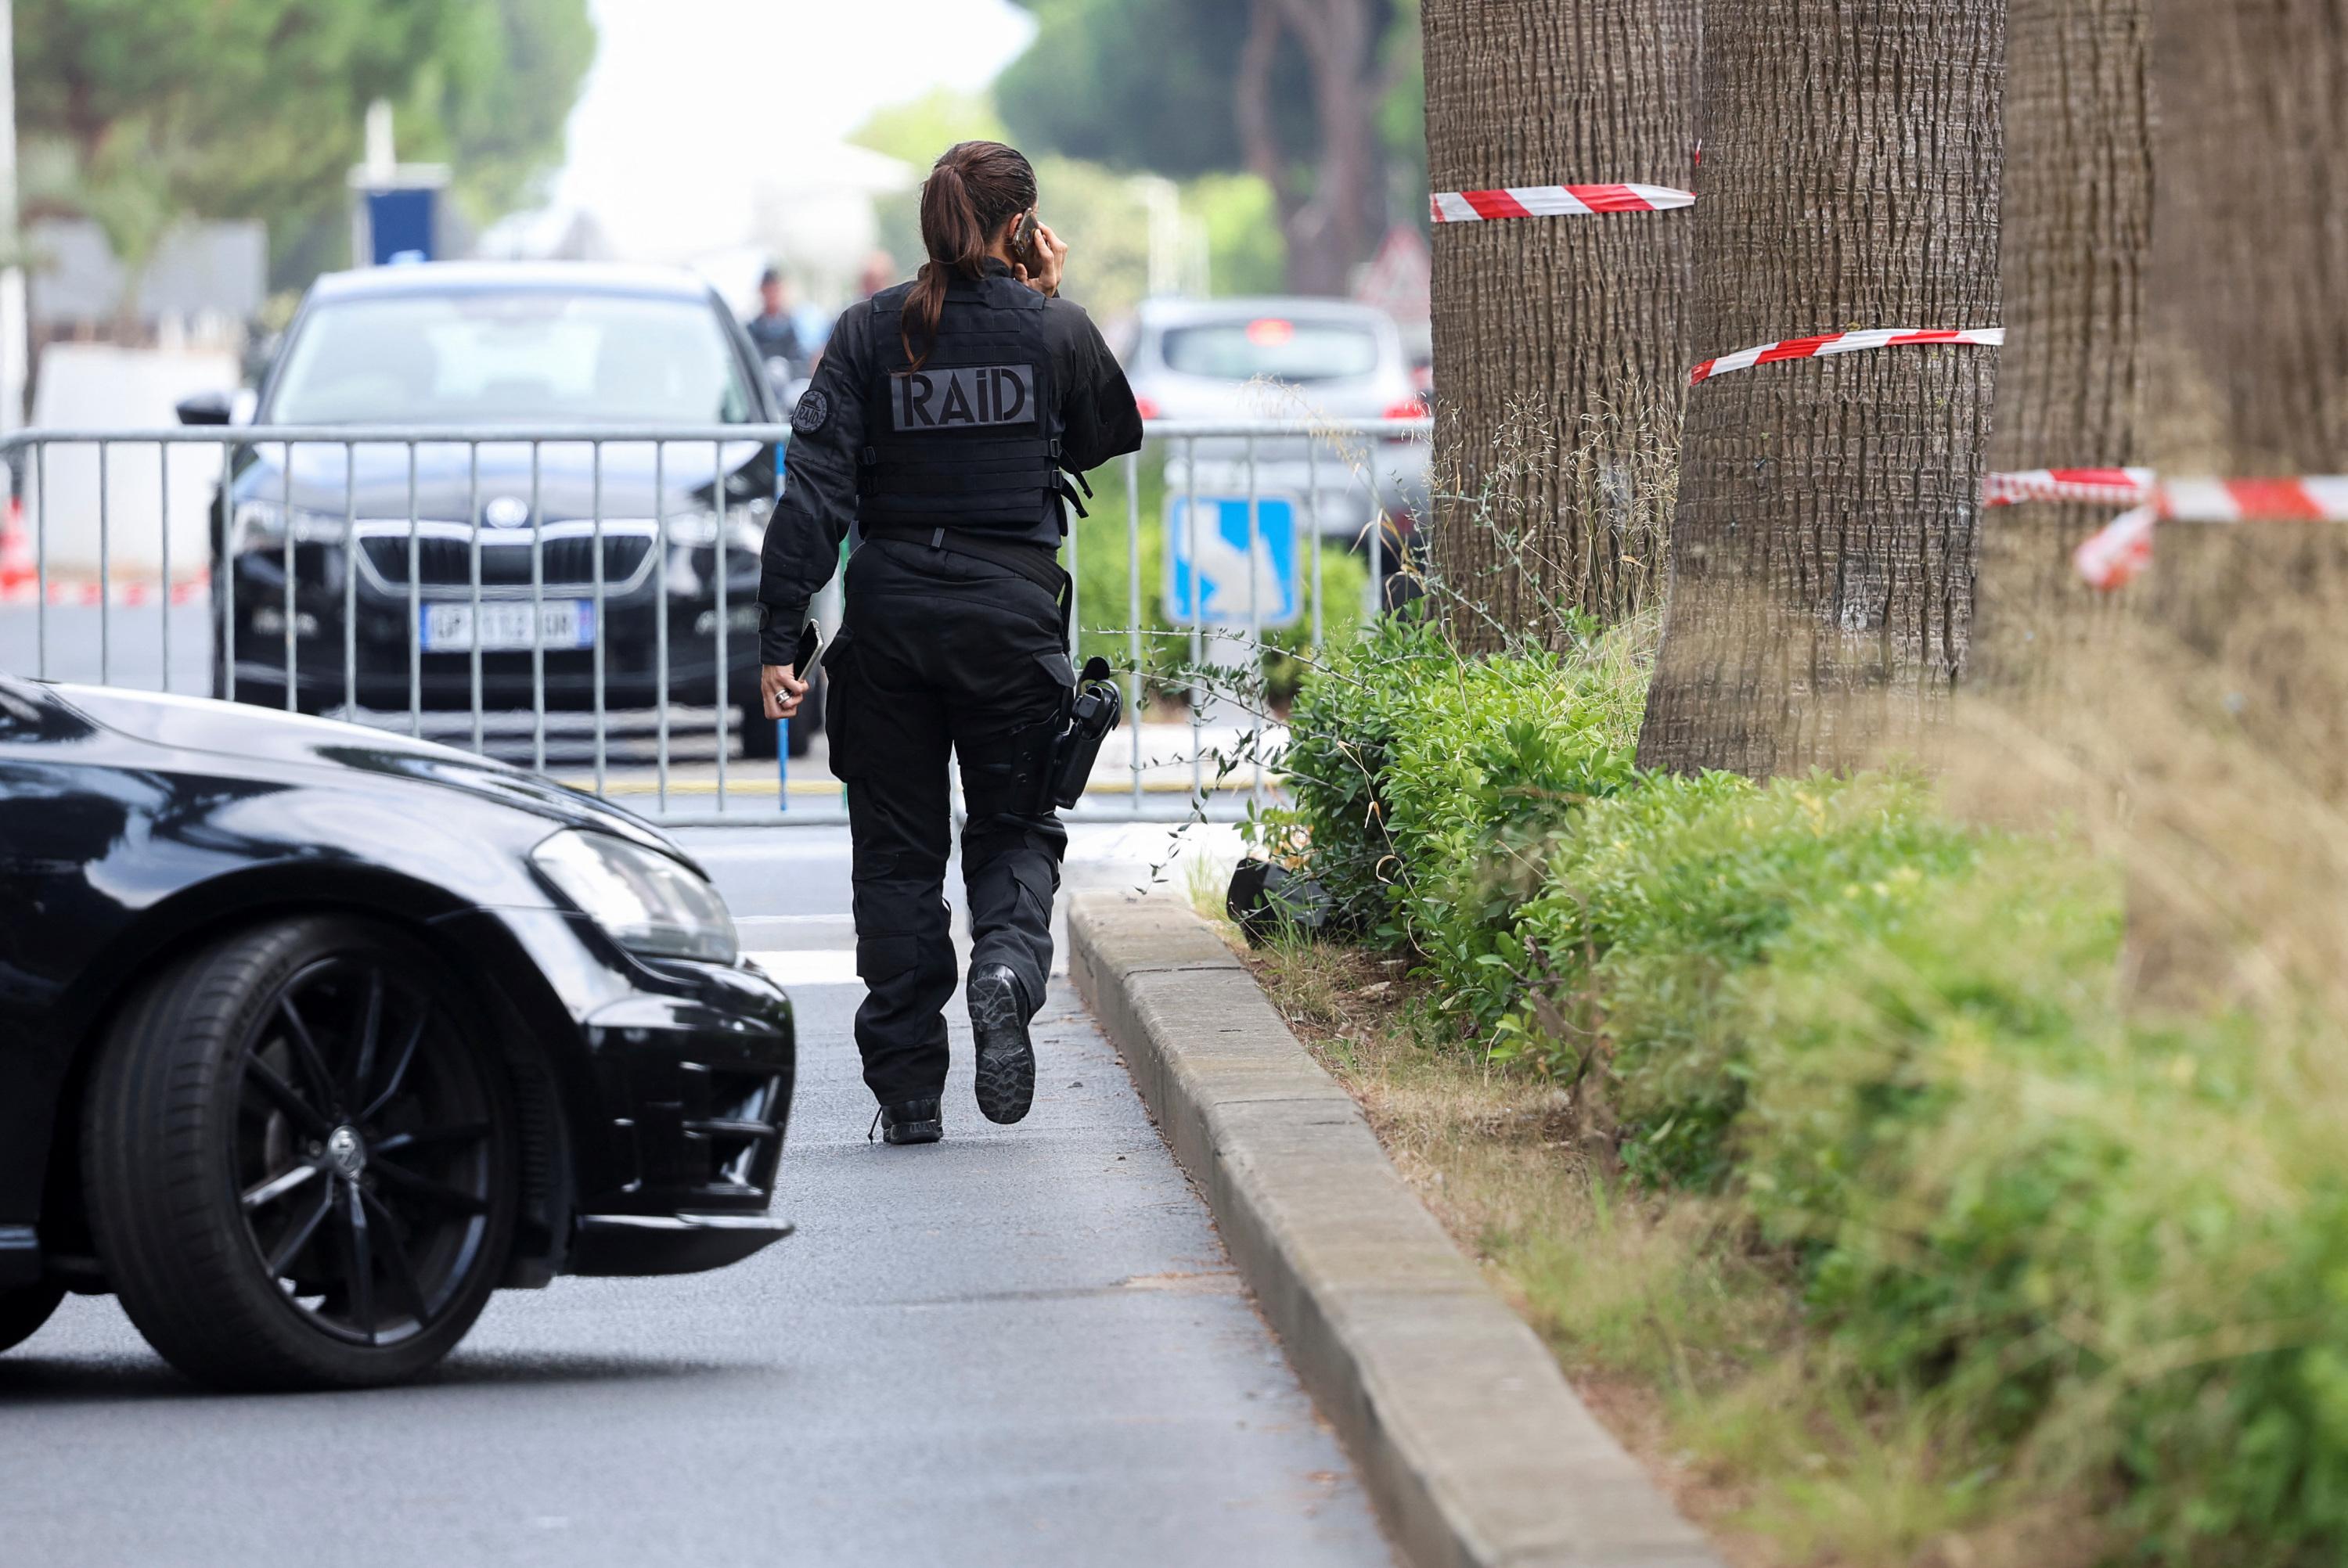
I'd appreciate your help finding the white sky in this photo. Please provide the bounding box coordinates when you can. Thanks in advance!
[553,0,1034,265]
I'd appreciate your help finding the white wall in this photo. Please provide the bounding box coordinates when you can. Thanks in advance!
[27,343,239,578]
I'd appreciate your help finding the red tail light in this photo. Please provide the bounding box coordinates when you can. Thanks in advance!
[1135,396,1164,421]
[1385,399,1428,421]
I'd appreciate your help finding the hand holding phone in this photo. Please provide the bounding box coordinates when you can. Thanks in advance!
[1011,211,1067,297]
[761,624,820,721]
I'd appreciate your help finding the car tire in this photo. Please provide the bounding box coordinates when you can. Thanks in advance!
[82,915,517,1391]
[0,1282,64,1354]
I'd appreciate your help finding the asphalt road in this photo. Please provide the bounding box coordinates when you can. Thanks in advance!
[0,824,1390,1567]
[1,602,211,695]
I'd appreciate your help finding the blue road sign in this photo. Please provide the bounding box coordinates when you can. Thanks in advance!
[1165,496,1301,628]
[364,187,438,265]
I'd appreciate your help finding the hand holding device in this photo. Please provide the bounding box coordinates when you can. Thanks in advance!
[1010,211,1067,298]
[761,623,820,721]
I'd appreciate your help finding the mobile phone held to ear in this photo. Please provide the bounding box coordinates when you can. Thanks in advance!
[1011,210,1041,267]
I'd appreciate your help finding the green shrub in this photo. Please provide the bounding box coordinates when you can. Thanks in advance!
[1511,770,1983,1185]
[1375,628,1647,1035]
[1733,849,2348,1563]
[1273,626,2348,1560]
[1272,615,1645,989]
[1265,613,1456,930]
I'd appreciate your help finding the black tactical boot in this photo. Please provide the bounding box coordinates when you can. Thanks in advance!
[967,964,1035,1125]
[873,1099,942,1145]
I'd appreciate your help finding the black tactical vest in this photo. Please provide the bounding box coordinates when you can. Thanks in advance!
[861,274,1067,543]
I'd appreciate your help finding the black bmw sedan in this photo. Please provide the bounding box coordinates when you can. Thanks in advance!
[0,674,795,1390]
[182,262,805,758]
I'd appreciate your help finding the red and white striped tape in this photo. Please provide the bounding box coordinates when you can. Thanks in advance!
[2071,478,2348,589]
[1429,183,1695,224]
[1689,327,2004,387]
[1982,467,2155,508]
[0,576,211,608]
[2157,477,2348,523]
[2073,506,2159,589]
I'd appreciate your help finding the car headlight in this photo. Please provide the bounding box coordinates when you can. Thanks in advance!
[232,499,348,553]
[531,829,740,965]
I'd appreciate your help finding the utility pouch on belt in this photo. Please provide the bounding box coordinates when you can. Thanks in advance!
[1048,656,1122,810]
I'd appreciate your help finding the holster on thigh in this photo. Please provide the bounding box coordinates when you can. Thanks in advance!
[960,717,1062,822]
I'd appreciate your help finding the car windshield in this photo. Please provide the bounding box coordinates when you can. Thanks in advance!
[268,290,757,426]
[1160,318,1382,383]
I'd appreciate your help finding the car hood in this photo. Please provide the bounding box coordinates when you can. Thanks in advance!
[230,437,778,527]
[56,685,691,865]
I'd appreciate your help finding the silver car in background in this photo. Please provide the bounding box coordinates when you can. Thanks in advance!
[1121,298,1430,552]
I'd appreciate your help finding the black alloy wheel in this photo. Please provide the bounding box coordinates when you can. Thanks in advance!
[85,916,517,1390]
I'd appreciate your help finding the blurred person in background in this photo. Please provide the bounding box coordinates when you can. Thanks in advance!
[756,142,1141,1148]
[855,250,898,303]
[744,265,808,372]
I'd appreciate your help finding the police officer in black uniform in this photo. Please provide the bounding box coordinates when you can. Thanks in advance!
[757,141,1143,1145]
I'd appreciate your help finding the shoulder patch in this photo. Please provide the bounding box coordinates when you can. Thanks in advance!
[790,388,830,435]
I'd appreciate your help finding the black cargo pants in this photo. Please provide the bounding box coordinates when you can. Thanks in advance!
[822,534,1072,1106]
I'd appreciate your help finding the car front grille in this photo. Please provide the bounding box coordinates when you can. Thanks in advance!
[358,530,654,596]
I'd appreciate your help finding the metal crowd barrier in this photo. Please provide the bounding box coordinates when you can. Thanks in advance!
[0,416,1431,827]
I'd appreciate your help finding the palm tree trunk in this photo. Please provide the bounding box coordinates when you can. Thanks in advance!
[1636,0,2007,776]
[1421,0,1700,646]
[2101,0,2348,1005]
[2137,0,2348,791]
[2143,0,2348,475]
[1969,0,2151,691]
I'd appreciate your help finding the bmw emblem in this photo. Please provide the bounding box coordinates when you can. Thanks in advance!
[323,1125,367,1179]
[484,495,531,529]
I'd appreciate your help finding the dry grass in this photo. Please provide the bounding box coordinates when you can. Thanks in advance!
[1224,922,2116,1568]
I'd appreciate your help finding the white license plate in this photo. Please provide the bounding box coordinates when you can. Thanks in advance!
[418,600,596,653]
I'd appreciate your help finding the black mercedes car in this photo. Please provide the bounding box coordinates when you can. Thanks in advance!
[0,674,795,1390]
[179,261,812,758]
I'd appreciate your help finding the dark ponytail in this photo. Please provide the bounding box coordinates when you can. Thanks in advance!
[903,140,1038,368]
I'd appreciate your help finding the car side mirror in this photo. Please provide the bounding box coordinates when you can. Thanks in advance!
[175,390,235,426]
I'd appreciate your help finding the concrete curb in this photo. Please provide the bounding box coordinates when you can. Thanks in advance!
[1071,890,1723,1568]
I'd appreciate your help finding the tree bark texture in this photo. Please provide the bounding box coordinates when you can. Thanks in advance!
[1970,0,2151,690]
[2143,0,2348,475]
[2137,0,2348,792]
[1421,0,1701,644]
[1636,0,2007,777]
